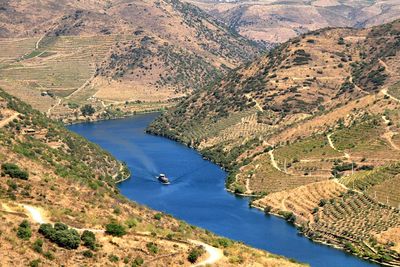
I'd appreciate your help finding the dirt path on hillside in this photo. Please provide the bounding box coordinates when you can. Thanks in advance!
[381,87,400,103]
[15,203,223,266]
[189,240,223,267]
[382,115,400,150]
[46,98,61,116]
[66,75,95,100]
[268,149,282,172]
[327,133,350,159]
[379,59,396,76]
[0,112,19,128]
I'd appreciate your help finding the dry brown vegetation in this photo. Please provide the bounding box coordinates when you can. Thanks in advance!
[0,90,304,266]
[184,0,400,45]
[0,0,261,122]
[149,19,400,265]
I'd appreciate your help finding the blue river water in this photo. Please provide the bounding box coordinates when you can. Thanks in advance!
[68,113,379,267]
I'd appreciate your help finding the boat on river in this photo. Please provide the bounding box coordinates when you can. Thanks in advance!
[157,173,170,185]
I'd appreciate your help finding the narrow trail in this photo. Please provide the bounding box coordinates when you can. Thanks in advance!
[65,75,95,100]
[327,133,350,159]
[381,87,400,103]
[189,240,223,267]
[46,98,61,116]
[268,149,282,172]
[244,93,263,112]
[14,203,223,266]
[382,115,400,150]
[378,58,395,76]
[0,112,19,128]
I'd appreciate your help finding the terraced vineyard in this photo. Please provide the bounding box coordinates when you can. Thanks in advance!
[0,35,132,96]
[309,192,400,264]
[236,153,327,195]
[253,180,347,223]
[331,116,400,159]
[0,38,39,66]
[199,112,271,149]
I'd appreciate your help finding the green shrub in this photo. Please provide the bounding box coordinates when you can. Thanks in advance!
[38,223,80,249]
[17,220,32,240]
[80,104,96,116]
[146,242,158,254]
[125,218,137,229]
[33,238,44,253]
[1,163,29,180]
[109,254,119,262]
[105,222,126,237]
[82,250,94,258]
[187,246,205,263]
[44,251,55,260]
[153,213,162,220]
[81,230,96,250]
[278,211,296,223]
[29,259,40,267]
[216,238,232,248]
[132,256,144,266]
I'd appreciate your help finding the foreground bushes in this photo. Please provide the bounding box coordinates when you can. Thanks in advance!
[39,223,81,249]
[1,163,29,180]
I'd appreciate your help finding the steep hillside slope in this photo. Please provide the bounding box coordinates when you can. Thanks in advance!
[184,0,400,45]
[0,89,303,266]
[148,20,400,265]
[0,0,261,122]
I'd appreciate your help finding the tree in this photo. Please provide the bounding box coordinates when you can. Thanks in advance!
[39,223,80,249]
[81,230,96,249]
[80,104,95,116]
[105,222,126,237]
[17,219,32,240]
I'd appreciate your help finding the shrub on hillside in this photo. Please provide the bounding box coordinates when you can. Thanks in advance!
[81,230,96,250]
[33,238,44,253]
[146,242,159,254]
[132,256,144,266]
[17,219,32,240]
[80,104,96,116]
[187,246,205,263]
[1,163,29,180]
[105,222,126,237]
[39,223,80,249]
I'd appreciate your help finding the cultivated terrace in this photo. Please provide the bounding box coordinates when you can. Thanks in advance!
[149,19,400,265]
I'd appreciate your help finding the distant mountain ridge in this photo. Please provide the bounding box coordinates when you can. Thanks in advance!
[183,0,400,45]
[0,0,261,122]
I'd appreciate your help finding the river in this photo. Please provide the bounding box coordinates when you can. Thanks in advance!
[68,113,379,267]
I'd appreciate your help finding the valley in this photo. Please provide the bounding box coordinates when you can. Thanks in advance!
[0,90,301,266]
[148,19,400,265]
[2,0,400,266]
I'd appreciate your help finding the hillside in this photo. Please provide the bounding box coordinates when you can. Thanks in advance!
[0,89,304,266]
[184,0,400,45]
[0,0,261,122]
[148,19,400,265]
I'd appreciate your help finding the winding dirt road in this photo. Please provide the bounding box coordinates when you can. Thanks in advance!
[189,240,223,267]
[19,203,223,266]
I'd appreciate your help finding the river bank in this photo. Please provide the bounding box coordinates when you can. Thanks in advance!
[69,113,379,267]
